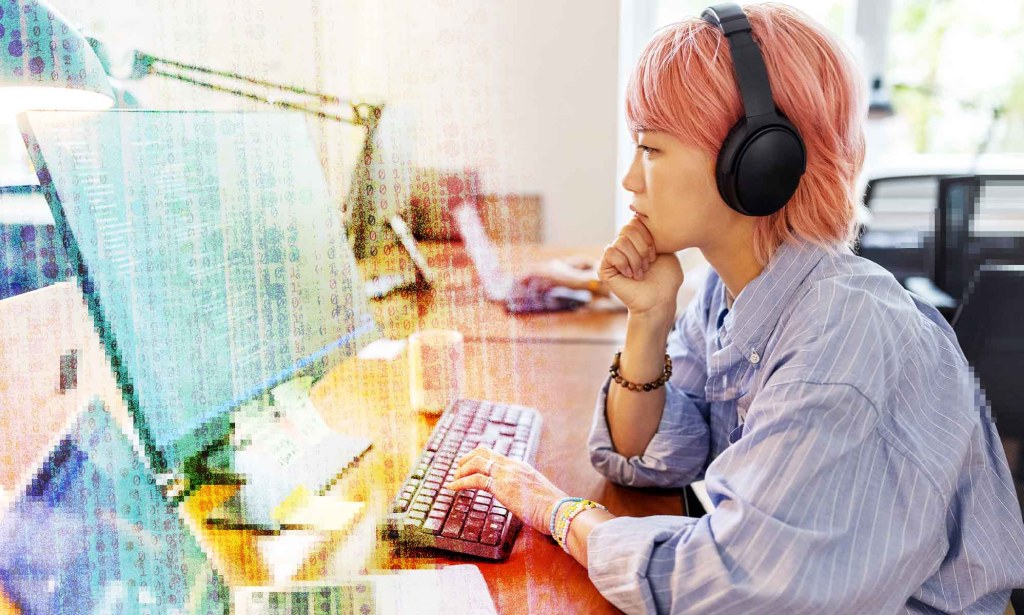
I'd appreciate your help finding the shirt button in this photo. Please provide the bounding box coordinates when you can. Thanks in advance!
[749,350,760,364]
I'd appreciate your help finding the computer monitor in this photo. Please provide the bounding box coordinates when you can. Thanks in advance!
[0,399,228,613]
[17,110,380,486]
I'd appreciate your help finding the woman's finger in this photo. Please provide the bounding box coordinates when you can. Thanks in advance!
[602,245,633,278]
[446,473,493,494]
[452,455,492,480]
[455,445,497,468]
[613,234,646,279]
[619,225,654,270]
[628,215,657,253]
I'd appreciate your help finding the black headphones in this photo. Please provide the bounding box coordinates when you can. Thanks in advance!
[701,3,806,217]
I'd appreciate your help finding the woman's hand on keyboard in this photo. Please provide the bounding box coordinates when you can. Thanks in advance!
[449,447,568,536]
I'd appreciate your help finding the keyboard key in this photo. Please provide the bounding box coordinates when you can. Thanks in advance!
[428,509,447,519]
[471,504,489,513]
[422,518,444,534]
[408,510,427,520]
[419,488,438,499]
[474,494,491,505]
[503,408,521,425]
[468,510,487,521]
[410,503,430,513]
[481,529,502,545]
[436,494,454,505]
[495,438,512,457]
[489,513,506,525]
[462,526,482,542]
[441,518,463,538]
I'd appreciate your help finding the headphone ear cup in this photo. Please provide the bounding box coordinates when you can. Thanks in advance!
[733,121,806,217]
[715,116,806,217]
[714,120,751,214]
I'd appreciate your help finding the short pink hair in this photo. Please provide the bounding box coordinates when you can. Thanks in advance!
[626,3,866,264]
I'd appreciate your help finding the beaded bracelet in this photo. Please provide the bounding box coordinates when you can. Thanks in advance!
[554,499,608,554]
[609,351,672,392]
[548,496,582,538]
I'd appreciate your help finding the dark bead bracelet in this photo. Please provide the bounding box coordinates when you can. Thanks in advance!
[609,350,672,392]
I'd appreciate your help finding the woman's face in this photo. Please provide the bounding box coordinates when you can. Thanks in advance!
[622,130,743,253]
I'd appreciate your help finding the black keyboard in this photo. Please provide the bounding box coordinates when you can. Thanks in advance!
[383,398,543,560]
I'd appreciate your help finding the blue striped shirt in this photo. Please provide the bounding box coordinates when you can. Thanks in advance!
[587,239,1024,614]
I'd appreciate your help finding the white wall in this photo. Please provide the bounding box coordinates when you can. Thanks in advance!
[57,0,620,246]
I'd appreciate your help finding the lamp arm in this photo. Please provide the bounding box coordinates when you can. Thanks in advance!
[128,51,380,127]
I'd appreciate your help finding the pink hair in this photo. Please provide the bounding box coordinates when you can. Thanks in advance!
[625,2,866,264]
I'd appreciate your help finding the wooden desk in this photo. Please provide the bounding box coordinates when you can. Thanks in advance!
[0,243,707,614]
[184,339,684,614]
[366,242,708,344]
[178,243,704,613]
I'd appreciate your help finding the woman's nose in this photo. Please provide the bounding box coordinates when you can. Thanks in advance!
[621,159,643,194]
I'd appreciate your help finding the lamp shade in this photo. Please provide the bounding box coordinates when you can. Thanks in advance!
[0,0,114,115]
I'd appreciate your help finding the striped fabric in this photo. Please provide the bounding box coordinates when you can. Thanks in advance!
[587,239,1024,614]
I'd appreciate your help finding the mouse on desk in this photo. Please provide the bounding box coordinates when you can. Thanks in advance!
[504,276,592,314]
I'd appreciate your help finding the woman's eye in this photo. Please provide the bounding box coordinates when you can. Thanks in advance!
[637,145,656,156]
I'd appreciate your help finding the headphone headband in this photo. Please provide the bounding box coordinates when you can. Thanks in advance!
[698,3,807,217]
[701,3,776,119]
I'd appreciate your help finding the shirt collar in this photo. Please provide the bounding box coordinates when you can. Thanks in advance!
[724,239,831,363]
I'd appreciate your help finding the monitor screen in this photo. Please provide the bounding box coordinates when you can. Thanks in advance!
[0,401,228,614]
[18,110,380,474]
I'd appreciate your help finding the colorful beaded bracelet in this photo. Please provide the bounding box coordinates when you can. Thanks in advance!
[554,499,608,554]
[548,496,582,538]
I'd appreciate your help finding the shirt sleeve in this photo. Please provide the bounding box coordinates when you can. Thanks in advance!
[588,279,714,489]
[586,381,947,614]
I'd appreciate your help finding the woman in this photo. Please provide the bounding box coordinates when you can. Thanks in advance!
[449,3,1024,612]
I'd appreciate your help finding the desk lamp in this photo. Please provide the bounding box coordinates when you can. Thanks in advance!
[109,50,405,261]
[0,0,114,116]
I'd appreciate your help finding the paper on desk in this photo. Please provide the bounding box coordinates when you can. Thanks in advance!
[257,498,365,584]
[234,564,497,615]
[375,564,496,615]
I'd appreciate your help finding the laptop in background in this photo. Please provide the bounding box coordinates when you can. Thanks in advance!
[358,213,435,298]
[452,203,591,313]
[18,109,381,531]
[0,399,229,614]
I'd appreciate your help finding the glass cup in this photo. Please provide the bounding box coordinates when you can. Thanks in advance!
[408,329,464,415]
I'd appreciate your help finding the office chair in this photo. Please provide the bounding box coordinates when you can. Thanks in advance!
[952,264,1024,443]
[952,264,1024,613]
[903,175,979,321]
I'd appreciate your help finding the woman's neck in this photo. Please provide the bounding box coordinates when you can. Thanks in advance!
[701,234,764,310]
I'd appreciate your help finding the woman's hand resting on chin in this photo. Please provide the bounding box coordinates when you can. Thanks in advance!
[599,215,684,318]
